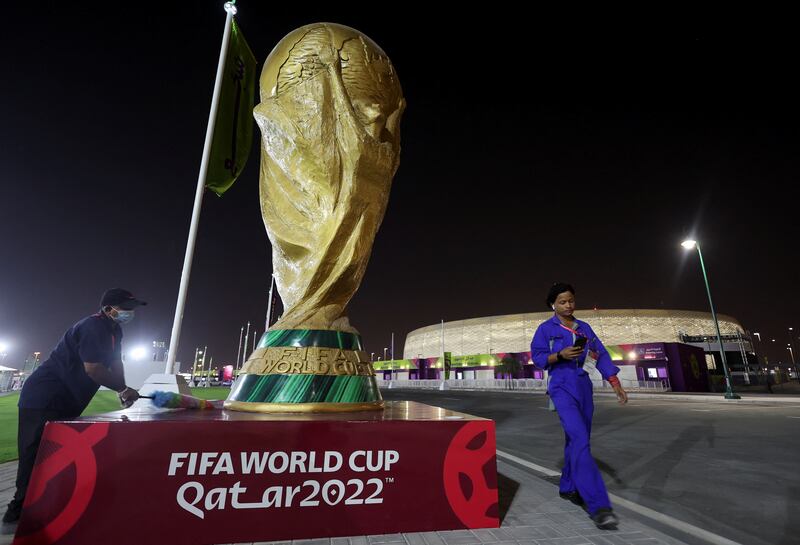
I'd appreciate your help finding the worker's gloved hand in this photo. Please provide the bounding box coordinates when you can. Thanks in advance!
[118,387,140,408]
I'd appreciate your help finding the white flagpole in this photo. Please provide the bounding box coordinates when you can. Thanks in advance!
[240,321,251,370]
[165,2,238,373]
[235,325,244,370]
[265,274,275,330]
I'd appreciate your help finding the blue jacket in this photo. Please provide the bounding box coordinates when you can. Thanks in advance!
[530,315,619,388]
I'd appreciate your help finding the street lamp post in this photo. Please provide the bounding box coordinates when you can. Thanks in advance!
[682,239,740,399]
[753,332,761,365]
[788,345,798,380]
[390,332,395,382]
[752,332,767,384]
[788,327,799,381]
[771,338,780,379]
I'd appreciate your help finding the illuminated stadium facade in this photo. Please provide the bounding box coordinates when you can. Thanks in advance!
[375,310,757,392]
[404,309,750,358]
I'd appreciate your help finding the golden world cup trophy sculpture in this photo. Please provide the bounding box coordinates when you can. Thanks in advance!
[225,23,405,413]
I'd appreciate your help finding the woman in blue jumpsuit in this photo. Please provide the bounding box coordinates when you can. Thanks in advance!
[530,283,628,529]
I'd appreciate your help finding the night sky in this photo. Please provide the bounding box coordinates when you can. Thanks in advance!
[1,4,798,370]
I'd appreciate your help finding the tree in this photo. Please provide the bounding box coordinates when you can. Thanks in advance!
[500,355,522,378]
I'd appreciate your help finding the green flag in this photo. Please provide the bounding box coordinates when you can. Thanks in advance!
[206,19,257,196]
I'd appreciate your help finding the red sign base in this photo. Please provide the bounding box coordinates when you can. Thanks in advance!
[13,401,499,545]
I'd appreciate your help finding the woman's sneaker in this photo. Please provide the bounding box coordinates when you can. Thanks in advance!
[591,508,618,529]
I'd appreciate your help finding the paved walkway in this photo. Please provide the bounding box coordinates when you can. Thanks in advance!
[1,455,719,545]
[0,387,778,544]
[599,390,800,404]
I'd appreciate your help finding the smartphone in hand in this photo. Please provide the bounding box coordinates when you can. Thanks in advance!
[573,337,587,349]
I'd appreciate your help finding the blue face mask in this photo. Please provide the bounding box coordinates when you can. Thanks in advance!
[112,309,135,324]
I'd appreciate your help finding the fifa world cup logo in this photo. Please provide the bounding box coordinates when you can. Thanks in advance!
[225,23,404,413]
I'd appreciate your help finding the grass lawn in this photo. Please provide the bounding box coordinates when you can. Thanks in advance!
[0,387,230,464]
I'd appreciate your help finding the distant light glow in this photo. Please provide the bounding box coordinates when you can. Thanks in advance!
[681,239,697,250]
[130,346,149,360]
[627,351,637,360]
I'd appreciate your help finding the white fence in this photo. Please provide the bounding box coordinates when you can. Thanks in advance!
[0,371,14,392]
[377,378,670,392]
[594,379,671,392]
[386,379,546,391]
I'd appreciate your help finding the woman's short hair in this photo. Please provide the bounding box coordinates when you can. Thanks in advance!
[546,282,575,308]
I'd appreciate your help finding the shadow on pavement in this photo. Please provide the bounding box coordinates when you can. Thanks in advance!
[497,472,520,523]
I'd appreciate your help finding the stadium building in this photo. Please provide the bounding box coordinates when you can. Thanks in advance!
[374,310,758,392]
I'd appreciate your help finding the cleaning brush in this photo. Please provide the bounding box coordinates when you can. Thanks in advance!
[140,390,215,409]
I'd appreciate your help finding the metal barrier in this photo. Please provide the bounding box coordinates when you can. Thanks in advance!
[593,378,671,392]
[445,379,547,390]
[376,377,670,392]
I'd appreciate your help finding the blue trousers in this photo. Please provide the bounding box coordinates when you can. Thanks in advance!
[550,375,611,515]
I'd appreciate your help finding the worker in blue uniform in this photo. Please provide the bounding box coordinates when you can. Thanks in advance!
[530,283,628,529]
[2,288,145,528]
